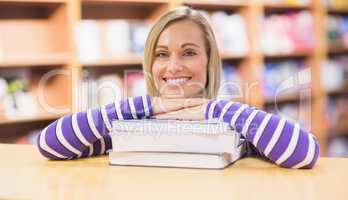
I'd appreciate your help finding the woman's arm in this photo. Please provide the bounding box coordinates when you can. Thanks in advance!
[37,95,153,160]
[205,99,320,169]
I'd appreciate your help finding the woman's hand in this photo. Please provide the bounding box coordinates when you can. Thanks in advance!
[155,102,208,121]
[152,97,208,115]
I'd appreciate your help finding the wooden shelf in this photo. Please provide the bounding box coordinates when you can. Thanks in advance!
[0,112,62,125]
[0,53,70,68]
[0,0,67,4]
[82,55,143,67]
[182,0,248,11]
[0,0,66,19]
[327,88,348,97]
[82,0,168,19]
[264,51,312,60]
[327,6,348,14]
[328,46,348,55]
[264,94,312,105]
[264,3,311,13]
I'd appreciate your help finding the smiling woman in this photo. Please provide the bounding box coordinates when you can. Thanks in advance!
[143,7,221,99]
[37,7,319,169]
[151,20,208,98]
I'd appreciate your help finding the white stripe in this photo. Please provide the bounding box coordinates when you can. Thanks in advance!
[230,104,248,126]
[241,110,259,137]
[100,106,112,132]
[142,95,150,117]
[88,145,94,156]
[291,133,316,169]
[86,109,103,139]
[128,97,138,119]
[252,113,272,146]
[264,118,287,156]
[219,101,235,120]
[275,123,300,165]
[56,118,81,156]
[99,137,106,155]
[39,127,67,159]
[71,113,90,146]
[114,101,124,120]
[208,100,218,119]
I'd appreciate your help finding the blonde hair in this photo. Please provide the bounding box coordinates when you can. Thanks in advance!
[143,6,221,98]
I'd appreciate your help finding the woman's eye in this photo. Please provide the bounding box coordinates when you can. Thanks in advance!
[183,50,197,56]
[155,52,168,58]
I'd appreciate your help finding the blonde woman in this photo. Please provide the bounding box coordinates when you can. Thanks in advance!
[37,7,319,169]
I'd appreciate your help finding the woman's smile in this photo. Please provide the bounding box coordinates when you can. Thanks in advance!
[162,76,192,86]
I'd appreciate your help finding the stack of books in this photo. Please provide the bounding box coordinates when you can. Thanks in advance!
[109,119,245,169]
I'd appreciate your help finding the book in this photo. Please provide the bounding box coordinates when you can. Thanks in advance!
[109,119,245,169]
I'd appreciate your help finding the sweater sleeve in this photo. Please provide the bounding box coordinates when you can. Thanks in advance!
[37,95,154,160]
[205,99,320,169]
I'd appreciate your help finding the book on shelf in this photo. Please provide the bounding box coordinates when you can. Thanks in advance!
[75,20,101,63]
[109,119,245,169]
[199,10,248,56]
[105,20,131,57]
[261,11,315,55]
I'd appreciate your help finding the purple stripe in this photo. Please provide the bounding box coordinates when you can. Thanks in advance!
[267,121,293,161]
[134,96,145,118]
[205,100,213,120]
[246,111,267,141]
[92,108,108,136]
[281,129,309,168]
[61,115,86,151]
[104,135,113,152]
[213,100,228,118]
[92,139,101,156]
[146,95,154,116]
[303,139,320,169]
[256,115,279,151]
[120,99,134,119]
[234,107,254,133]
[222,103,243,124]
[106,102,118,121]
[37,134,62,160]
[76,111,98,144]
[45,120,75,158]
[80,146,90,158]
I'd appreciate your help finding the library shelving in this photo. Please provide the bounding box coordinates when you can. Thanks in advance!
[0,0,73,142]
[0,0,347,155]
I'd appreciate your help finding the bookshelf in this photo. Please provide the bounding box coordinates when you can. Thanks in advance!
[0,0,347,154]
[0,0,73,142]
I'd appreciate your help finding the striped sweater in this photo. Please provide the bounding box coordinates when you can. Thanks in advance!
[37,95,319,169]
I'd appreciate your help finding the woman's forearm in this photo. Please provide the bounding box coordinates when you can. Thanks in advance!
[205,99,320,169]
[37,95,153,160]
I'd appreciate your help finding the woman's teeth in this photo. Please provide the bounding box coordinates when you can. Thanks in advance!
[164,77,191,85]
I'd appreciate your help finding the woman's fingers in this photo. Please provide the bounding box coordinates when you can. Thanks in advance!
[155,104,206,120]
[152,97,208,115]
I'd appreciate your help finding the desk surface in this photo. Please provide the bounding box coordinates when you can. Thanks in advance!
[0,144,347,200]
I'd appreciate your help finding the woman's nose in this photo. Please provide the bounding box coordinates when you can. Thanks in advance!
[167,55,184,74]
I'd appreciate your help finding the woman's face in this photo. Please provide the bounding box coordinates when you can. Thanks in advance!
[152,19,208,98]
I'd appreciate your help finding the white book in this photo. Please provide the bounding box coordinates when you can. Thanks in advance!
[109,119,245,169]
[75,20,101,63]
[106,20,131,57]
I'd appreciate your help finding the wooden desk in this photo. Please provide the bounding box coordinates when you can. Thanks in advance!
[0,144,347,200]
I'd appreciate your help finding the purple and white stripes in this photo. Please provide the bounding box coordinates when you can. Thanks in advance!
[37,95,319,169]
[37,95,153,160]
[205,99,320,169]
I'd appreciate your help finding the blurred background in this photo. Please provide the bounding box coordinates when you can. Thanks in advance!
[0,0,348,157]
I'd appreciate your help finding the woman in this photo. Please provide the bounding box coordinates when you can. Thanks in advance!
[37,7,319,169]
